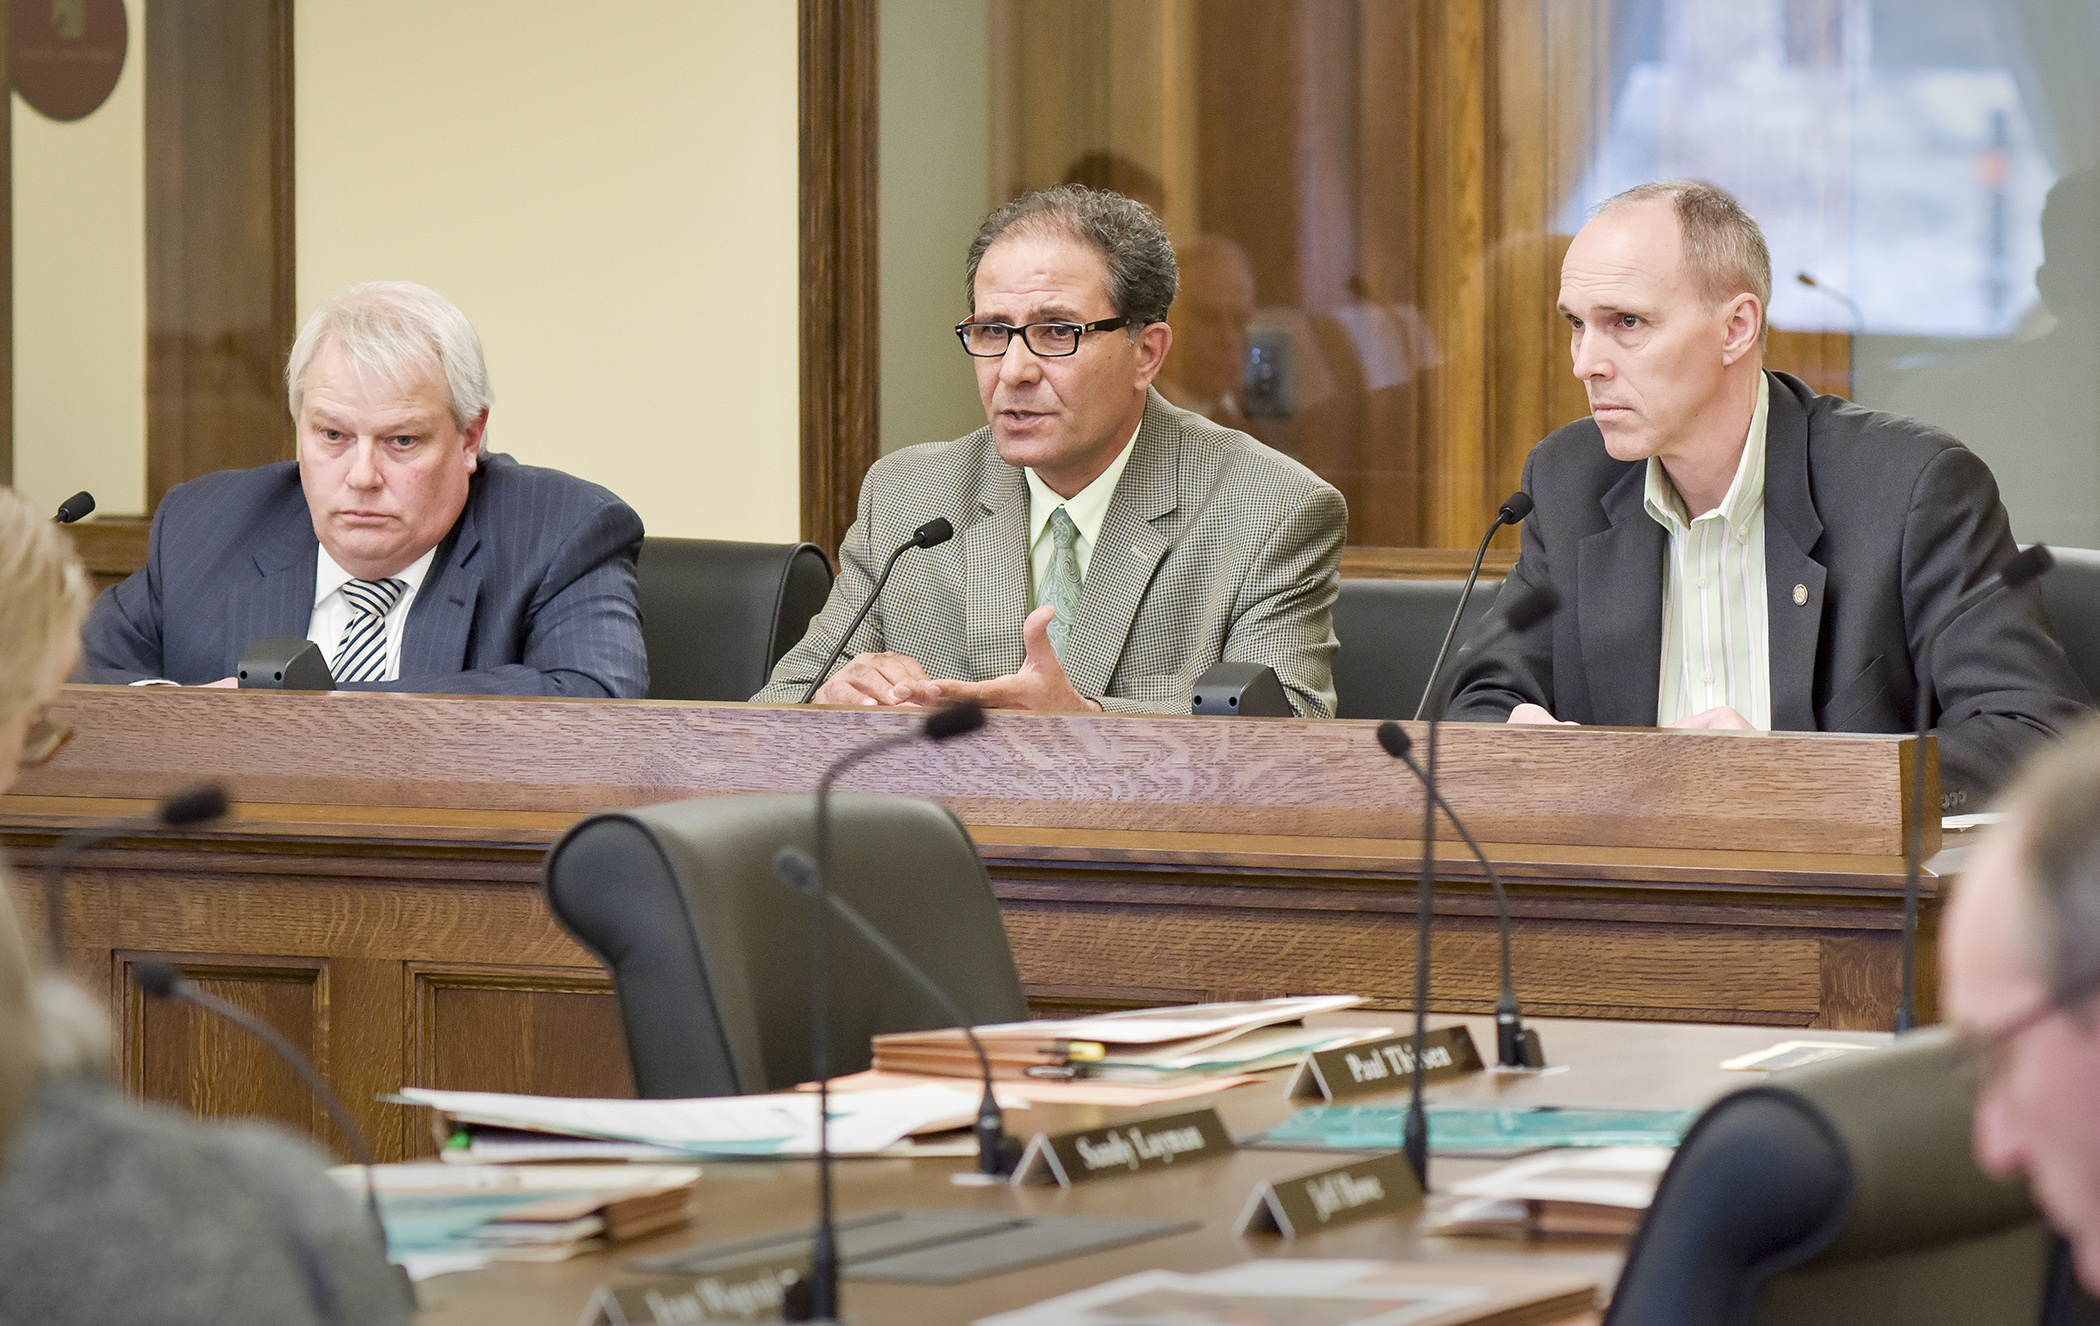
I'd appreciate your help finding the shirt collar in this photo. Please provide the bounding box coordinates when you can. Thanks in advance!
[1644,373,1770,534]
[314,544,438,608]
[1025,420,1143,551]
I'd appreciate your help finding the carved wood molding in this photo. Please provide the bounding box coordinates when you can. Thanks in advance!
[799,0,879,559]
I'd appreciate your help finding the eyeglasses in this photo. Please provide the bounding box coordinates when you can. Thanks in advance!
[954,317,1133,358]
[19,709,71,766]
[1951,991,2092,1094]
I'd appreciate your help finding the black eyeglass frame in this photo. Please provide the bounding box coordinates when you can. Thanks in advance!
[953,316,1135,358]
[1952,979,2100,1094]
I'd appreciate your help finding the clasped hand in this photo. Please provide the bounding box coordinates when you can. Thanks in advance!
[810,605,1102,713]
[1507,702,1755,730]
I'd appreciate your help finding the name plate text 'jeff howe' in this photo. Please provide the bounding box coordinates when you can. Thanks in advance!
[1013,1108,1235,1188]
[1286,1026,1484,1102]
[1235,1152,1424,1237]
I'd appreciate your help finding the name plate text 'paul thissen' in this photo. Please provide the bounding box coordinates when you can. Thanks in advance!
[1285,1026,1484,1102]
[1013,1108,1235,1188]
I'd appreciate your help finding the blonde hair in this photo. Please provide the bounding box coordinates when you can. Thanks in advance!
[0,486,94,1160]
[0,487,92,726]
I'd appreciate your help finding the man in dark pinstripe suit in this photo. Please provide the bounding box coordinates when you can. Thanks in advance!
[81,283,647,697]
[757,186,1346,717]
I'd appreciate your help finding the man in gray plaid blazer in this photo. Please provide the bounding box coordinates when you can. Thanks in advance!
[756,186,1345,717]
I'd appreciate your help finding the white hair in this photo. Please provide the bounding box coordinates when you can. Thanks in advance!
[285,282,494,443]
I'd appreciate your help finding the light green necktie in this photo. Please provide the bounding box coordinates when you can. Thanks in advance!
[1037,507,1082,659]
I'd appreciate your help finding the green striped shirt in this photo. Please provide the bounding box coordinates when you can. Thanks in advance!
[1645,375,1773,729]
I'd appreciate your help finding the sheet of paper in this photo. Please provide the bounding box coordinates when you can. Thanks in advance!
[393,1083,983,1156]
[812,1068,1263,1107]
[1719,1040,1878,1072]
[968,994,1366,1047]
[1448,1145,1673,1209]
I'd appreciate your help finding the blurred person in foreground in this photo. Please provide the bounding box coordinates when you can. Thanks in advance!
[1943,721,2100,1297]
[0,485,407,1324]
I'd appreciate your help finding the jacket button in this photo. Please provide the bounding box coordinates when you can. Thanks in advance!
[1793,584,1809,606]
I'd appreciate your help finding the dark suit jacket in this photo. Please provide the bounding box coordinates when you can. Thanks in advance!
[1446,371,2091,805]
[755,390,1347,716]
[82,453,649,697]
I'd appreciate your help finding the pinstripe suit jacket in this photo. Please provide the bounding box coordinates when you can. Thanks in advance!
[81,453,649,697]
[756,390,1347,716]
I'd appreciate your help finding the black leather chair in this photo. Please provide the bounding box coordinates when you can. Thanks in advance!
[543,793,1028,1098]
[2039,546,2100,705]
[1332,578,1502,720]
[1605,1027,2097,1326]
[636,537,833,702]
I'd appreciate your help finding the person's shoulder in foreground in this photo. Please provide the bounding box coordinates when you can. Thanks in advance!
[0,1074,409,1326]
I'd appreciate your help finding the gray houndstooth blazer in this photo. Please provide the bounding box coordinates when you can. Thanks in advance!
[756,389,1347,716]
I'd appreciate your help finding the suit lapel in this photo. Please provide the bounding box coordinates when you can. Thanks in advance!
[963,447,1031,680]
[1061,396,1176,697]
[1577,462,1666,724]
[1760,373,1827,731]
[247,519,321,648]
[401,500,484,676]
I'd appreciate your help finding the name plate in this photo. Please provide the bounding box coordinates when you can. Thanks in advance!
[1012,1108,1235,1188]
[577,1258,802,1325]
[1285,1026,1483,1102]
[1234,1152,1424,1238]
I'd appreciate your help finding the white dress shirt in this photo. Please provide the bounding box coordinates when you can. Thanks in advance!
[307,546,437,684]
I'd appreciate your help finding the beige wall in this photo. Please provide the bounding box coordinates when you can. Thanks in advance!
[878,0,992,454]
[294,0,800,542]
[10,0,147,520]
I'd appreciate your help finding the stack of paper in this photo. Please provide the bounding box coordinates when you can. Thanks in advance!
[1435,1146,1674,1240]
[392,1082,987,1158]
[329,1164,703,1265]
[871,995,1369,1082]
[973,1258,1597,1326]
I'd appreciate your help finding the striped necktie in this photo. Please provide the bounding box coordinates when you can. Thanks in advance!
[332,578,408,683]
[1037,507,1082,659]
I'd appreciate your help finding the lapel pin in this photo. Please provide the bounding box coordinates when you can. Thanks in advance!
[1793,584,1809,606]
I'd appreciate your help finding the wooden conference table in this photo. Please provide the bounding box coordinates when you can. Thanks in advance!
[415,1014,1892,1325]
[0,686,1936,1162]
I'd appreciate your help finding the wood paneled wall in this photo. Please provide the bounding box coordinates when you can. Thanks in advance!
[991,1,1855,552]
[143,0,296,510]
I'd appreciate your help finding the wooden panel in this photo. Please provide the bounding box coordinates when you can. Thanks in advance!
[800,0,879,561]
[1768,329,1854,399]
[1341,548,1514,580]
[20,687,1934,857]
[144,0,294,509]
[118,953,328,1147]
[59,517,151,593]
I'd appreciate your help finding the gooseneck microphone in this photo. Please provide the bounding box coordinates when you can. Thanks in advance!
[1377,722,1539,1070]
[799,518,957,703]
[1387,582,1559,1187]
[41,785,230,961]
[1415,492,1534,720]
[135,961,416,1316]
[771,841,1018,1179]
[1896,544,2054,1031]
[52,491,96,524]
[788,699,986,1323]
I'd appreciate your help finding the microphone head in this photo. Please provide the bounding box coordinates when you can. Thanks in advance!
[1503,583,1561,633]
[1376,720,1413,761]
[772,845,819,895]
[1497,492,1534,525]
[923,700,986,742]
[53,491,96,524]
[160,784,230,827]
[2004,544,2053,590]
[135,960,184,999]
[912,517,955,550]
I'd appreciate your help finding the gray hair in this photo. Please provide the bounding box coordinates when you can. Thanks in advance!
[1596,179,1772,348]
[966,184,1178,326]
[2000,721,2100,1010]
[285,282,494,440]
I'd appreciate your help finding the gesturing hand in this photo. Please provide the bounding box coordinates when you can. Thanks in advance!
[893,606,1102,714]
